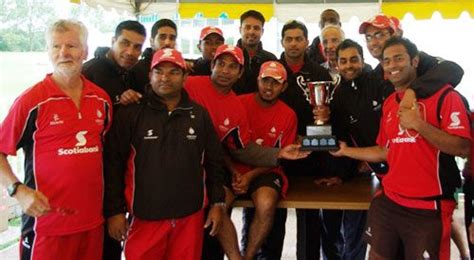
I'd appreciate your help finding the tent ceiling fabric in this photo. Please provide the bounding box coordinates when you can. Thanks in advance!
[78,0,177,17]
[382,2,474,19]
[75,1,473,20]
[178,3,273,20]
[275,3,379,23]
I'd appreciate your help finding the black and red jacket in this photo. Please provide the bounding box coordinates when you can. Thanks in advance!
[104,87,225,220]
[233,40,277,95]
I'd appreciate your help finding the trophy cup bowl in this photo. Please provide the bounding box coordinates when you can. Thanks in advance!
[300,81,338,151]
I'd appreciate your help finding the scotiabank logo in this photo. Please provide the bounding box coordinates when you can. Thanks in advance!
[75,131,88,146]
[57,130,99,156]
[448,112,464,130]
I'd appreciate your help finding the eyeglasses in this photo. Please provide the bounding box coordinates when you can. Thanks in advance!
[365,31,390,42]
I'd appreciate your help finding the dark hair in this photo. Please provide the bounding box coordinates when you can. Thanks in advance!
[382,37,419,60]
[281,20,308,39]
[240,10,265,26]
[151,19,177,39]
[114,20,146,38]
[336,39,364,60]
[321,9,340,19]
[319,9,341,28]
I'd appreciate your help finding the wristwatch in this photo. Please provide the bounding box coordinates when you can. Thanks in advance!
[211,202,227,208]
[7,181,23,197]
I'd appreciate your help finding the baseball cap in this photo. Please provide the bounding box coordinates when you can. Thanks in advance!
[200,26,224,41]
[150,48,186,70]
[359,14,396,34]
[213,44,244,66]
[389,16,403,34]
[258,61,287,83]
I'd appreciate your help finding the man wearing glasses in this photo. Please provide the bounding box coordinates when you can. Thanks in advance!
[359,14,464,110]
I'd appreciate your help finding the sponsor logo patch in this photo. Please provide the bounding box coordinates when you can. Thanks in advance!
[57,130,99,155]
[144,129,158,140]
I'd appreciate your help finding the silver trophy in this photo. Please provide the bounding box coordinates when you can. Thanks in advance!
[301,81,338,151]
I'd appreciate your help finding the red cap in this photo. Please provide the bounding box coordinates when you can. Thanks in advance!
[389,16,403,34]
[150,48,186,70]
[213,44,244,66]
[258,61,287,83]
[359,14,396,34]
[200,26,224,41]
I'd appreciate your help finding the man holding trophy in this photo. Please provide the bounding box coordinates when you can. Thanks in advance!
[278,20,346,260]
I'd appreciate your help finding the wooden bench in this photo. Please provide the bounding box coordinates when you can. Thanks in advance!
[233,175,379,210]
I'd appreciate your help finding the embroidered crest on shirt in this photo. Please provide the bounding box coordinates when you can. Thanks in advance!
[372,100,381,111]
[219,118,230,132]
[268,126,277,138]
[186,127,197,140]
[95,109,105,125]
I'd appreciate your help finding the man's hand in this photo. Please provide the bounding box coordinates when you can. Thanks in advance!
[398,102,423,131]
[314,176,342,186]
[313,105,330,124]
[205,204,224,236]
[15,184,50,217]
[329,141,348,157]
[107,214,129,241]
[232,173,251,195]
[278,144,310,160]
[399,88,416,111]
[119,89,142,105]
[469,222,474,244]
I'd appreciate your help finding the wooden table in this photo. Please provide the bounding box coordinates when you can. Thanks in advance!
[233,175,379,210]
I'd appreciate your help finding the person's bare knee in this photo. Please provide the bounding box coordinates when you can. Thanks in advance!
[252,187,278,216]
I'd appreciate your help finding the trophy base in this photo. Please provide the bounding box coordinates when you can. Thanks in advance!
[306,125,332,136]
[300,135,339,151]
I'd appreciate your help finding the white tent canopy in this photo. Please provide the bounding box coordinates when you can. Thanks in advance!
[79,0,381,21]
[77,0,474,21]
[80,0,177,18]
[275,3,379,23]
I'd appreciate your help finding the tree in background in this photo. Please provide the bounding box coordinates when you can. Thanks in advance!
[0,0,128,51]
[0,0,55,51]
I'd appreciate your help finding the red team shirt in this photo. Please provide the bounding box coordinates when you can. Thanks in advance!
[376,85,470,209]
[184,76,251,149]
[0,74,112,236]
[235,93,297,196]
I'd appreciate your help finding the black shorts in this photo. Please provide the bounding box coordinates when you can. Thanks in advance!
[365,193,454,259]
[224,170,283,198]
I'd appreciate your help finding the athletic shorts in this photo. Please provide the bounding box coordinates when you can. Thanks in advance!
[227,171,283,198]
[124,209,204,260]
[20,224,103,260]
[365,193,455,260]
